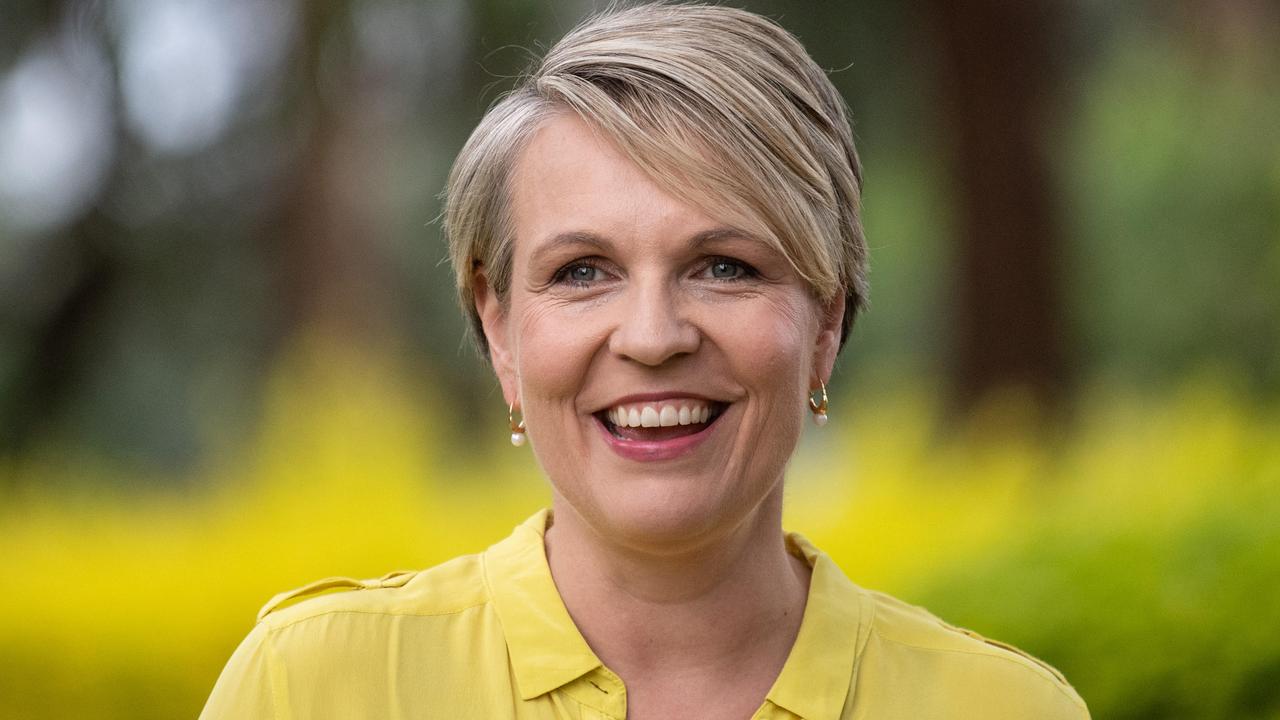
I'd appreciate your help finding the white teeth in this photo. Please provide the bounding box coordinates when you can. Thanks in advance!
[607,401,717,428]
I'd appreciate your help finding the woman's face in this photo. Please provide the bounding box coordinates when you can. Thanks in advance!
[476,113,843,552]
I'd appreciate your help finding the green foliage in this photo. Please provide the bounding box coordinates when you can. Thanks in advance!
[1,341,1276,719]
[904,384,1280,720]
[1063,24,1280,390]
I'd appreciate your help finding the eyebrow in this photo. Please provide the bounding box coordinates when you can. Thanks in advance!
[528,227,760,265]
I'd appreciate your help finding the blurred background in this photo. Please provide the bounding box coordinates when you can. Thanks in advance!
[1,0,1277,717]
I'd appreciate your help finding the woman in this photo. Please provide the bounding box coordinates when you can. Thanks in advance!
[202,4,1089,719]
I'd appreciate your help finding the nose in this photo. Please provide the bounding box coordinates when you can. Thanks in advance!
[608,279,700,366]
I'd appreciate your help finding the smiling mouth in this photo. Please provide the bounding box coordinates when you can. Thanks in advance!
[595,401,727,442]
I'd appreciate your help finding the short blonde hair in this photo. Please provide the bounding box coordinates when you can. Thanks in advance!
[444,1,868,356]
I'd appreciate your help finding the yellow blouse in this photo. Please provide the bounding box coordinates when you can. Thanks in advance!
[200,510,1089,719]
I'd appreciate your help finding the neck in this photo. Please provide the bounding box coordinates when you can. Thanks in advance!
[543,490,811,681]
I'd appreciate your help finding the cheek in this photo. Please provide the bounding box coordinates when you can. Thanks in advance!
[513,300,605,403]
[720,293,816,390]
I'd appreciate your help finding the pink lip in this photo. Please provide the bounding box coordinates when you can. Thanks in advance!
[593,412,721,462]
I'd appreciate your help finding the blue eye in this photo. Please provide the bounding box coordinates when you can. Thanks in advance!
[555,262,604,286]
[710,261,740,279]
[706,258,753,280]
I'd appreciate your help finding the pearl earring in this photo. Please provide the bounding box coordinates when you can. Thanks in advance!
[808,380,829,426]
[509,402,527,446]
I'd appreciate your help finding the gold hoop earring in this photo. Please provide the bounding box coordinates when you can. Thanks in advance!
[808,380,829,426]
[509,402,527,447]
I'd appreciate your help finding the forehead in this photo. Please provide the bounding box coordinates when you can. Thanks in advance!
[514,113,635,187]
[508,113,725,249]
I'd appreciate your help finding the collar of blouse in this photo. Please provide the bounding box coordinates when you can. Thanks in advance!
[484,509,872,719]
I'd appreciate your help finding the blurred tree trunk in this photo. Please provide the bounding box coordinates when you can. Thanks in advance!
[265,0,394,344]
[924,0,1070,414]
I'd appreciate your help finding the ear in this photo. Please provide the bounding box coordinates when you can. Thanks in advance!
[472,268,520,407]
[811,291,846,387]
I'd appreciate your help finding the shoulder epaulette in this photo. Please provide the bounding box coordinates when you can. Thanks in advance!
[952,625,1070,686]
[257,570,417,621]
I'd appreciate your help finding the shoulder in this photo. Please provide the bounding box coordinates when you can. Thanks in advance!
[858,588,1090,719]
[256,551,491,632]
[202,551,513,718]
